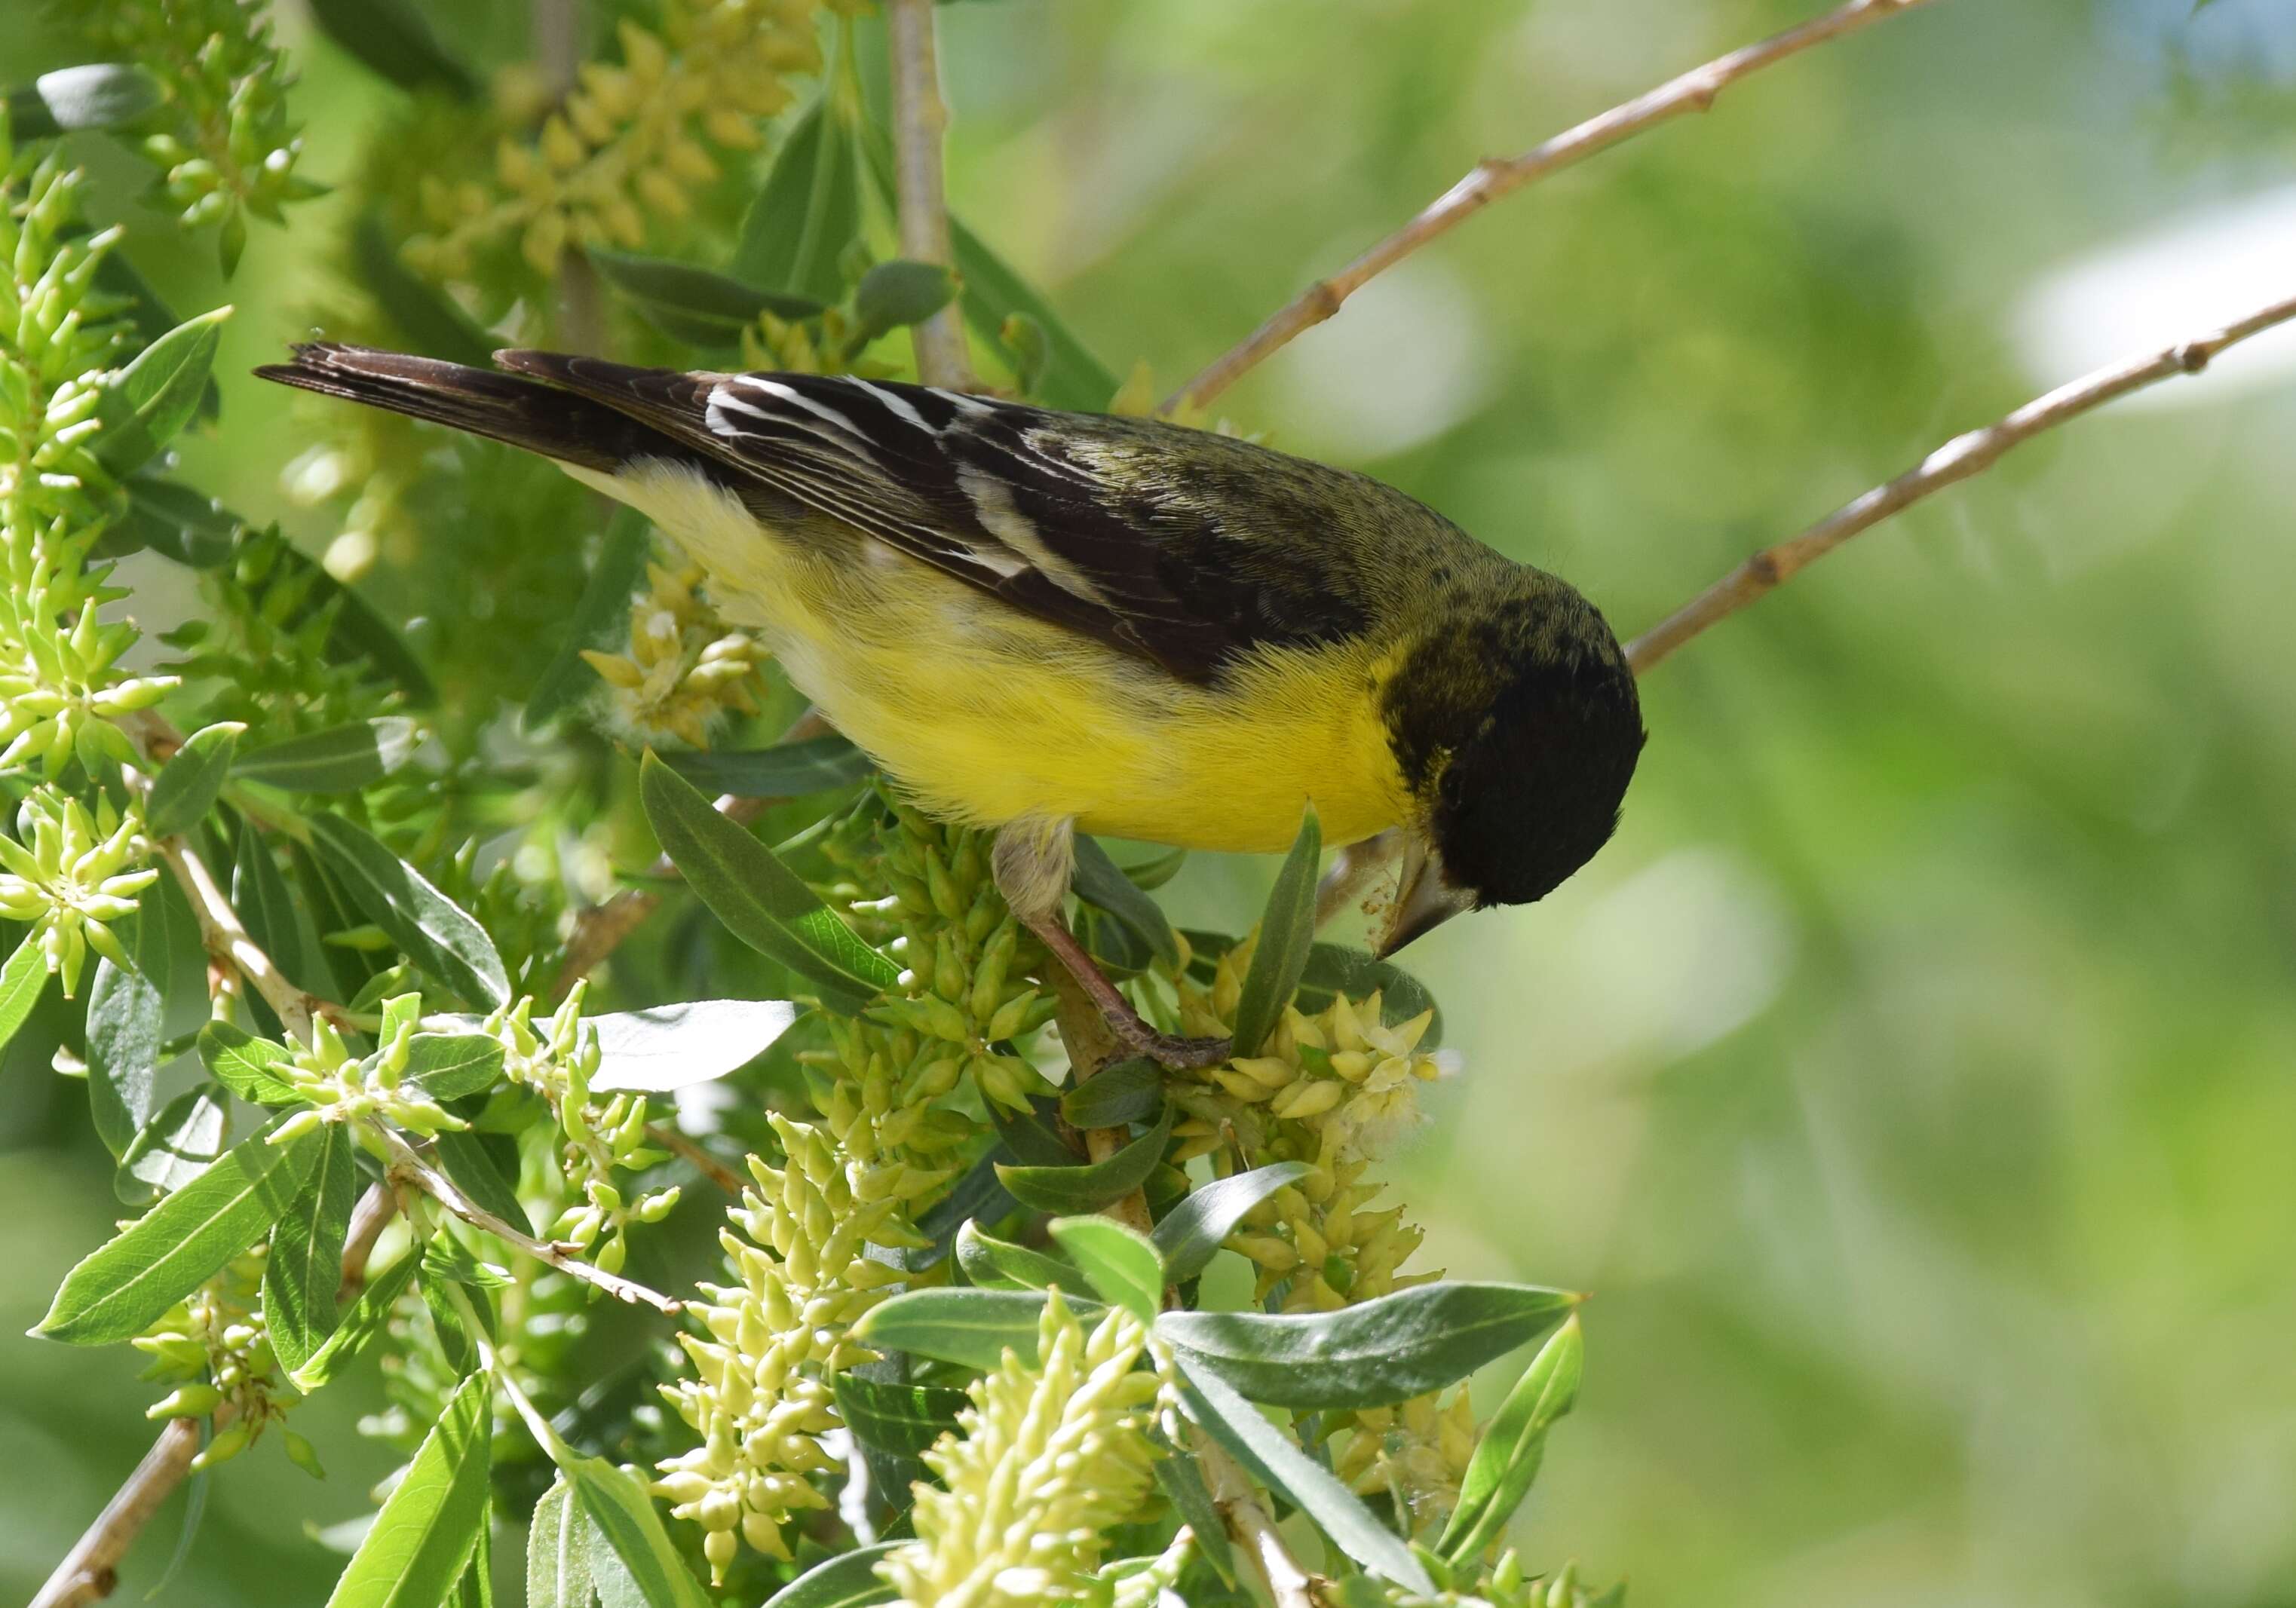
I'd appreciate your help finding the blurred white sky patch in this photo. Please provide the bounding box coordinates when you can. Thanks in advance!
[1265,256,1494,461]
[2014,185,2296,411]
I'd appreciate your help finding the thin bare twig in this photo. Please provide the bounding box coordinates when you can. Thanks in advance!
[28,1421,202,1608]
[1626,288,2296,674]
[337,1182,398,1303]
[647,1122,747,1196]
[380,1132,683,1315]
[1163,0,1935,416]
[155,837,323,1045]
[884,0,975,390]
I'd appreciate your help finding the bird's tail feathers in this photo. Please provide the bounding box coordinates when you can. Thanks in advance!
[253,343,663,473]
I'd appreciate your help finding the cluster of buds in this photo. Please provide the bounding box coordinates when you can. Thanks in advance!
[135,1250,318,1476]
[406,1,838,280]
[271,999,464,1140]
[1336,1386,1478,1530]
[881,1289,1168,1608]
[0,156,173,775]
[582,561,766,749]
[84,0,314,268]
[1177,933,1442,1165]
[828,802,1059,1115]
[0,157,127,531]
[488,987,677,1276]
[656,1112,913,1579]
[0,790,156,997]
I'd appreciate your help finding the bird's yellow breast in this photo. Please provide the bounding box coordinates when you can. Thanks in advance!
[573,460,1414,853]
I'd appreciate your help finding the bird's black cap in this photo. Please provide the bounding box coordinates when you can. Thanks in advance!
[1383,574,1645,911]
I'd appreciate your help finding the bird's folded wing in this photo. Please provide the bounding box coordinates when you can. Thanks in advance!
[496,353,1362,685]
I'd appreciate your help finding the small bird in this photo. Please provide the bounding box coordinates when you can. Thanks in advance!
[258,345,1645,1064]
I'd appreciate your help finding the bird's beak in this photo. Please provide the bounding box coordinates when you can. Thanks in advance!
[1376,829,1475,958]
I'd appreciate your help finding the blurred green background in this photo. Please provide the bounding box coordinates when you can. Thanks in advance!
[9,0,2296,1603]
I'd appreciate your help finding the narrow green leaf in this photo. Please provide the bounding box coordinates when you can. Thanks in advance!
[400,1031,505,1100]
[527,1478,595,1608]
[1151,1161,1313,1284]
[323,1369,492,1608]
[638,750,895,1013]
[831,1373,966,1459]
[734,85,863,303]
[95,306,228,475]
[196,1020,303,1104]
[587,999,799,1093]
[264,1123,357,1374]
[1057,1055,1165,1130]
[308,0,479,98]
[0,936,47,1060]
[5,63,163,137]
[1153,1453,1237,1588]
[900,1150,1018,1272]
[1173,1352,1432,1593]
[115,1087,225,1205]
[1439,1315,1583,1565]
[990,1098,1076,1167]
[662,734,873,798]
[1046,1215,1164,1322]
[590,250,823,348]
[290,1252,417,1392]
[421,1261,480,1375]
[111,475,239,567]
[560,1454,714,1608]
[235,813,339,998]
[145,721,244,835]
[451,1514,495,1608]
[433,1129,528,1230]
[854,1287,1099,1372]
[235,717,421,793]
[308,814,510,1006]
[1070,837,1178,968]
[87,884,206,1155]
[1157,1281,1579,1410]
[526,506,651,730]
[954,1219,1071,1292]
[1183,933,1440,1043]
[759,1543,901,1608]
[854,259,956,339]
[1231,804,1322,1057]
[38,1118,324,1346]
[996,1102,1173,1214]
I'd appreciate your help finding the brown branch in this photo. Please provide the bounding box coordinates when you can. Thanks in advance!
[647,1122,747,1196]
[551,709,833,1000]
[28,1420,202,1608]
[1626,287,2296,675]
[884,0,975,390]
[155,838,326,1046]
[1163,0,1935,416]
[337,1182,397,1303]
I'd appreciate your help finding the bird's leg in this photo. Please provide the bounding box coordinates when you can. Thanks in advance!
[992,816,1231,1071]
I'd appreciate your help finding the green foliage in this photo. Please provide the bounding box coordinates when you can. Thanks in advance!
[0,5,1609,1603]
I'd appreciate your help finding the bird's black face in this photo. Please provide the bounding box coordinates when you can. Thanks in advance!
[1379,575,1645,952]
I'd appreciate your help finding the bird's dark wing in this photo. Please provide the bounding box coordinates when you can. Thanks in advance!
[495,352,1371,684]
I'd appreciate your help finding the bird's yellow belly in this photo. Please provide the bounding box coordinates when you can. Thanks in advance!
[584,460,1412,853]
